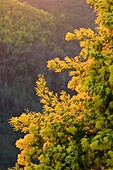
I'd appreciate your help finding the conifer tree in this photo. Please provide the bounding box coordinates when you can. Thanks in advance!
[10,0,113,169]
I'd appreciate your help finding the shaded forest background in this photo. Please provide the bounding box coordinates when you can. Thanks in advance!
[0,0,95,169]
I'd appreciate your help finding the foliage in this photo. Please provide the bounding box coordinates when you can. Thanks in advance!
[8,163,23,170]
[10,0,113,169]
[0,0,95,120]
[0,0,96,169]
[10,77,84,170]
[0,0,89,126]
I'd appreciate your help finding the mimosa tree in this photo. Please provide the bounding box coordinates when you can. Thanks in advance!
[10,0,113,169]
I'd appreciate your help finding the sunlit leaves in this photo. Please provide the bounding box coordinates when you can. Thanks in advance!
[65,32,76,41]
[10,0,113,169]
[10,75,84,169]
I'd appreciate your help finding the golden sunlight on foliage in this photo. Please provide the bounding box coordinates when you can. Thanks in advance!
[10,0,113,169]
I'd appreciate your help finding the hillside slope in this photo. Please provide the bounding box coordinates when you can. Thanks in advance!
[0,0,56,46]
[20,0,96,29]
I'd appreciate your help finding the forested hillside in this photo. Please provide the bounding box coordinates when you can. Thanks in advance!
[0,0,95,169]
[20,0,95,28]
